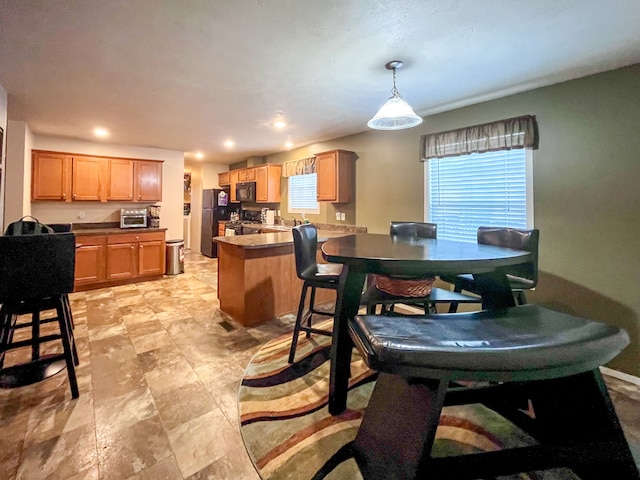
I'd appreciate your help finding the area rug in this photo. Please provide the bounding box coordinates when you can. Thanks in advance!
[238,319,579,480]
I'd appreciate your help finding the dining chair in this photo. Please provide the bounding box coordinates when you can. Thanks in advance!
[288,224,342,363]
[443,226,539,313]
[0,232,79,398]
[360,222,480,314]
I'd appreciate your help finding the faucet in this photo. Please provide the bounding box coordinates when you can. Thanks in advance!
[292,218,299,226]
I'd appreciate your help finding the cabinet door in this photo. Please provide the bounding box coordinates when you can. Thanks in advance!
[72,156,104,201]
[316,152,338,201]
[230,170,239,203]
[32,151,72,201]
[255,165,282,203]
[239,168,256,181]
[74,236,107,286]
[218,172,230,186]
[138,240,165,275]
[134,160,163,202]
[108,158,134,201]
[107,242,137,280]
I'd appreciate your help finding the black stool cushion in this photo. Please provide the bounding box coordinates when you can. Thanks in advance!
[349,305,629,382]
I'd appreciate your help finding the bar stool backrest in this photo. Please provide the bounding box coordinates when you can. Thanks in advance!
[292,224,320,281]
[390,222,437,239]
[477,226,539,287]
[0,233,76,302]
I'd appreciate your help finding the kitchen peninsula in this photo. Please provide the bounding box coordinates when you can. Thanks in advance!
[214,225,365,326]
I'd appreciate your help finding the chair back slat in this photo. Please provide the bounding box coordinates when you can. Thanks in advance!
[292,224,319,280]
[390,222,437,239]
[477,226,539,286]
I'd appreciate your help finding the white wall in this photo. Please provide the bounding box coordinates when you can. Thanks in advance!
[30,136,185,240]
[4,121,33,229]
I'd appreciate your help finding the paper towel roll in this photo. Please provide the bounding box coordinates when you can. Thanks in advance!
[265,210,275,225]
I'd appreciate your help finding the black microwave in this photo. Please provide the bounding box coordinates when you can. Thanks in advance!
[236,182,256,202]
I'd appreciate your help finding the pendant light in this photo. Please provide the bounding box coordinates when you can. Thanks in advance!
[367,60,423,130]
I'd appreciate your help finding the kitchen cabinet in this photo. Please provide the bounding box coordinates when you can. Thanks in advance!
[134,160,163,202]
[108,159,135,201]
[32,150,163,203]
[31,152,72,201]
[75,235,107,286]
[239,168,256,182]
[218,221,227,237]
[74,230,166,291]
[230,170,240,202]
[316,149,355,203]
[218,172,230,186]
[255,164,282,203]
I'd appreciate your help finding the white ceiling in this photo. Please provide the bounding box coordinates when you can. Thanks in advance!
[1,0,639,165]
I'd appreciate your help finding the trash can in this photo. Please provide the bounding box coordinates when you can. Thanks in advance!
[166,239,185,275]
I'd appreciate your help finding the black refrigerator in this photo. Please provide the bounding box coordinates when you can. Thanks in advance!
[201,188,240,257]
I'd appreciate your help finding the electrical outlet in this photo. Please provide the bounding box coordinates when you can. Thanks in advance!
[78,211,85,219]
[336,212,340,220]
[340,212,346,221]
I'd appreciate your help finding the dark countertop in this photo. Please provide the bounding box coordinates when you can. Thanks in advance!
[71,223,167,236]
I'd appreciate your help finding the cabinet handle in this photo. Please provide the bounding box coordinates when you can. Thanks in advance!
[73,193,77,199]
[129,195,132,199]
[62,193,66,199]
[131,246,134,250]
[137,194,141,199]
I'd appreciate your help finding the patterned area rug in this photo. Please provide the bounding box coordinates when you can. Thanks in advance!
[238,319,579,480]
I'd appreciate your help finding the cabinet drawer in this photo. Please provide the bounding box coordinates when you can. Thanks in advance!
[108,231,165,244]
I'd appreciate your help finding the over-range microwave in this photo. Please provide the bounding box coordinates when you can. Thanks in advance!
[236,182,256,203]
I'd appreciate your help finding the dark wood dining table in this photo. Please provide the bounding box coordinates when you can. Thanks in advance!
[321,233,532,415]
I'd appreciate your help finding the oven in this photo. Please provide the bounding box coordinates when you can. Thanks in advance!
[120,208,148,228]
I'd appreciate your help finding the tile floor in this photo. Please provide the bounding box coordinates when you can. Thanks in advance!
[1,250,638,479]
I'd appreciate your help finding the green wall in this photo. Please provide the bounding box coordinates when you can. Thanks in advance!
[267,64,640,376]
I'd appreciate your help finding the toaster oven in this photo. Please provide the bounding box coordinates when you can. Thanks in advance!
[120,208,148,228]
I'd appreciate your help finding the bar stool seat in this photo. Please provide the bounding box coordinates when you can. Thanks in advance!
[348,305,638,479]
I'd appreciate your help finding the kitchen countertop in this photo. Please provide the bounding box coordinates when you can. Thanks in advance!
[72,223,167,236]
[213,229,353,249]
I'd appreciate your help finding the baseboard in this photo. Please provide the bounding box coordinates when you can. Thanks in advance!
[600,366,640,387]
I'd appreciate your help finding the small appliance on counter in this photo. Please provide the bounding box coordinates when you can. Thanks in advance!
[148,205,161,228]
[120,208,148,228]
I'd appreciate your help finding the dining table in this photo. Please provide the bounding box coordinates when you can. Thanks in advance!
[321,233,532,415]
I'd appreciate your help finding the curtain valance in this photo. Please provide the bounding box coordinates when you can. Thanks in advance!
[282,157,316,177]
[420,115,538,161]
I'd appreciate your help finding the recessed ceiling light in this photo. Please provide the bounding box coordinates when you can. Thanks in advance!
[224,140,235,148]
[195,152,204,159]
[273,120,287,129]
[285,141,293,148]
[94,127,109,137]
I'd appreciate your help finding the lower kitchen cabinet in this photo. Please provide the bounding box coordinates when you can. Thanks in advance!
[74,230,166,291]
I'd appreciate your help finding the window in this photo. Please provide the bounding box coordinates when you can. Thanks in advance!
[425,148,533,242]
[288,173,319,214]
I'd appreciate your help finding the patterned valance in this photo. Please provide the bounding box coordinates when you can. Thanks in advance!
[420,115,538,161]
[282,157,316,177]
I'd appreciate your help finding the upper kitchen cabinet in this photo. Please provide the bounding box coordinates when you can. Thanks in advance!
[239,168,256,182]
[315,149,355,203]
[108,158,135,201]
[134,160,163,202]
[218,172,230,186]
[31,150,163,203]
[255,164,282,203]
[230,170,240,202]
[31,151,72,201]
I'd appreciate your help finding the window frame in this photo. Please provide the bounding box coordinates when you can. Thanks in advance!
[288,173,320,215]
[423,148,534,242]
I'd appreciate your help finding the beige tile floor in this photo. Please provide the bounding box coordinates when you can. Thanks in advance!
[1,250,638,479]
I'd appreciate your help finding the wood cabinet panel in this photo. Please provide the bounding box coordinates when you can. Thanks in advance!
[32,152,71,201]
[316,150,354,203]
[72,156,103,201]
[218,172,230,186]
[74,236,106,286]
[134,160,163,202]
[108,159,135,201]
[138,240,165,275]
[239,168,256,181]
[230,170,239,203]
[255,164,282,203]
[107,242,137,280]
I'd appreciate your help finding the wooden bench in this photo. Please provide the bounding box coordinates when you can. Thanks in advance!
[348,305,638,479]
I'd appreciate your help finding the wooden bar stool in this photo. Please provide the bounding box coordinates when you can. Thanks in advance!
[348,305,638,479]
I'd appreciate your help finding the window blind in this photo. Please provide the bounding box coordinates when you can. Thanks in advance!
[427,149,527,242]
[288,173,319,213]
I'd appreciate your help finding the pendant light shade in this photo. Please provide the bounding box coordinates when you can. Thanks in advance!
[367,60,423,131]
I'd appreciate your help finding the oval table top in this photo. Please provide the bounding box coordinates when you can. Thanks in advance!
[322,233,532,276]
